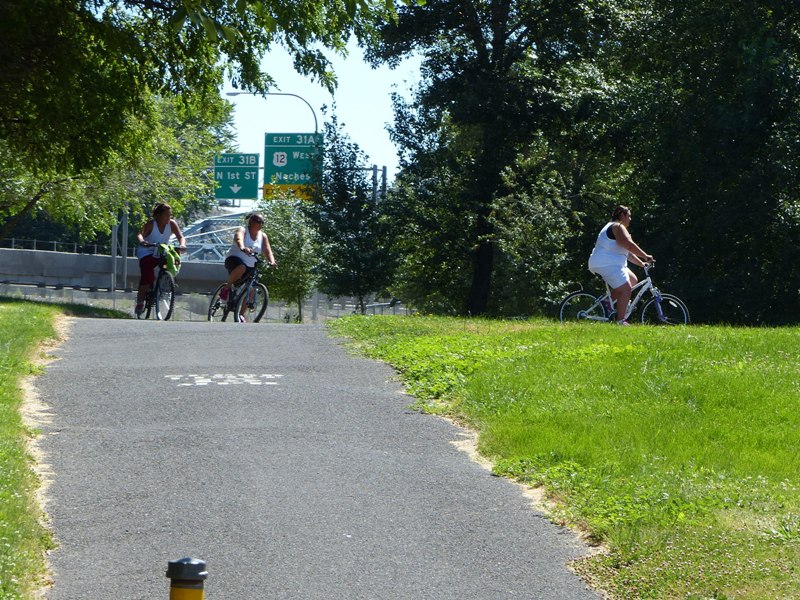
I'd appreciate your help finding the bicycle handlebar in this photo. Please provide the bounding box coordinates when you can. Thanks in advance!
[251,253,277,268]
[139,241,186,253]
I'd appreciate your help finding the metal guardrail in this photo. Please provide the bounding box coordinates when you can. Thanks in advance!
[0,238,118,254]
[0,282,408,321]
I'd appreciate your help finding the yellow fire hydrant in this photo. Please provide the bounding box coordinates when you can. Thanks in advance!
[166,557,207,599]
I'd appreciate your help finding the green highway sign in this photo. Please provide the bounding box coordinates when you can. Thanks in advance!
[264,133,323,189]
[214,153,259,199]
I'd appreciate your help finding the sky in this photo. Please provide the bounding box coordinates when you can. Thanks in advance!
[221,40,422,197]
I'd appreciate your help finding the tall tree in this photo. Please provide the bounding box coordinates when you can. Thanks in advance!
[258,197,318,322]
[382,99,476,313]
[486,42,639,316]
[613,0,800,323]
[304,113,394,313]
[367,0,611,314]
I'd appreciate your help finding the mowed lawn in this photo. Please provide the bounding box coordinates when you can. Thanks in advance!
[329,316,800,599]
[0,298,126,598]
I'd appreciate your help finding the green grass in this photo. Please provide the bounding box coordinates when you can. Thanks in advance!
[0,298,126,598]
[329,315,800,599]
[0,302,59,598]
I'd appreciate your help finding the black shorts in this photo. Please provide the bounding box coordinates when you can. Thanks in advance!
[224,256,255,279]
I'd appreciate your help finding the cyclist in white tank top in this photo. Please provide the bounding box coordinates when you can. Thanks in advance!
[587,205,653,325]
[218,212,277,311]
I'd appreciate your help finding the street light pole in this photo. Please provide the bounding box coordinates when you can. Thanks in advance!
[225,91,318,133]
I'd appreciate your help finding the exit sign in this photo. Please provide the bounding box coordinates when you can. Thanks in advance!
[214,153,259,199]
[263,133,322,189]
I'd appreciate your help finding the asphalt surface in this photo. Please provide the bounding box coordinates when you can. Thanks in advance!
[35,318,600,599]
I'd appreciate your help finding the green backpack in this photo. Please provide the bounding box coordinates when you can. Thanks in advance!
[158,244,182,277]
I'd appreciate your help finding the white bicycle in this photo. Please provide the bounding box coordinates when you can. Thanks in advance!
[559,263,690,325]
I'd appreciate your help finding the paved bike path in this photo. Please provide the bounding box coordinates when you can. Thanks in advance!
[36,318,599,599]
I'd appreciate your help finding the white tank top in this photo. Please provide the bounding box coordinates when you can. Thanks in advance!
[136,220,173,259]
[227,228,263,267]
[588,222,629,269]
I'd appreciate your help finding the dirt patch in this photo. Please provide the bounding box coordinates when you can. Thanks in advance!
[446,420,607,562]
[21,316,73,519]
[448,427,549,512]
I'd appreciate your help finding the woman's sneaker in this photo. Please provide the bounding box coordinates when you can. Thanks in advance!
[616,319,631,326]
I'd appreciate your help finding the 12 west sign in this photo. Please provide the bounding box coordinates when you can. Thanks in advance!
[263,133,322,196]
[214,153,260,200]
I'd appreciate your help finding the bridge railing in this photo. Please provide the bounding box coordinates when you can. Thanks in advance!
[0,238,119,255]
[1,235,233,263]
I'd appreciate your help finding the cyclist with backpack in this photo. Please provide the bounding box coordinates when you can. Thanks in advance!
[135,203,186,316]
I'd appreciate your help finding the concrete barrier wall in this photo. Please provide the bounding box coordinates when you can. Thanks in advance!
[0,248,225,294]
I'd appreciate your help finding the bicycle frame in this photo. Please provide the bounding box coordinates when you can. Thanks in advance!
[140,244,181,320]
[559,264,689,324]
[208,252,272,323]
[229,254,263,308]
[229,266,260,311]
[602,275,657,321]
[575,266,660,322]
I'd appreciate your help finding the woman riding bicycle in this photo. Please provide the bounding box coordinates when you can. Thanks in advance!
[217,213,277,319]
[588,205,653,325]
[135,202,186,316]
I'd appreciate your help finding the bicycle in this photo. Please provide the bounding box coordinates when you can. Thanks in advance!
[558,263,690,325]
[137,243,183,321]
[207,254,270,323]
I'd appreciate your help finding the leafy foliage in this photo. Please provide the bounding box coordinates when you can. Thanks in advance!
[368,0,615,314]
[610,0,800,323]
[304,113,395,313]
[258,197,319,321]
[373,0,800,323]
[0,0,393,173]
[381,99,476,314]
[1,95,233,242]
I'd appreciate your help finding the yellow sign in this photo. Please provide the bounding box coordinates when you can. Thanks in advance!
[262,184,317,201]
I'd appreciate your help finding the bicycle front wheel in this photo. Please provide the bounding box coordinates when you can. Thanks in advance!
[234,283,268,323]
[143,289,154,320]
[154,271,176,320]
[559,292,608,322]
[207,284,231,322]
[641,294,690,325]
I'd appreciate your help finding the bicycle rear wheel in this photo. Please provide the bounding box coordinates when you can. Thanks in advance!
[641,293,690,325]
[154,271,176,320]
[207,284,232,322]
[559,292,608,322]
[234,283,268,323]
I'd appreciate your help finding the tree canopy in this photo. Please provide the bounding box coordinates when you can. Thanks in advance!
[1,94,233,241]
[304,112,394,313]
[371,0,800,323]
[0,0,394,174]
[367,0,612,314]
